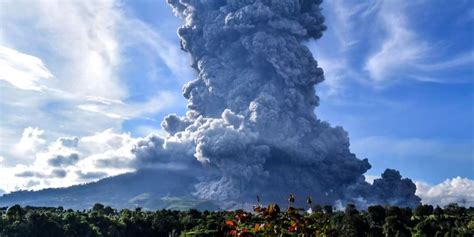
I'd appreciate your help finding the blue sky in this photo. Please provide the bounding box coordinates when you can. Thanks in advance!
[0,0,473,205]
[310,0,474,183]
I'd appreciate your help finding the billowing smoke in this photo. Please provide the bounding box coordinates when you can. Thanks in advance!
[133,0,421,208]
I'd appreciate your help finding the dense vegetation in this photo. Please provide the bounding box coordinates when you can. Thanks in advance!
[0,202,472,237]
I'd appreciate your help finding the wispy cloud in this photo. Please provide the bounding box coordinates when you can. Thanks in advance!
[415,52,474,71]
[1,0,126,99]
[77,91,179,120]
[309,0,473,98]
[119,19,194,83]
[364,7,428,82]
[0,46,53,91]
[364,2,473,84]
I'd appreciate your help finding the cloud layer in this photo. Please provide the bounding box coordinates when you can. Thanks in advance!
[0,128,136,193]
[416,177,474,207]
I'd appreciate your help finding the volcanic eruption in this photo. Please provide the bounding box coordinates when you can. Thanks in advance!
[131,0,421,208]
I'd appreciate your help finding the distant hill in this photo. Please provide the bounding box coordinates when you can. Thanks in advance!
[0,169,219,210]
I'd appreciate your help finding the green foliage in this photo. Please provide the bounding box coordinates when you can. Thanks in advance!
[0,203,472,236]
[415,204,434,217]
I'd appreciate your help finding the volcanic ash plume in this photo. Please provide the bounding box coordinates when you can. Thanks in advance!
[132,0,421,208]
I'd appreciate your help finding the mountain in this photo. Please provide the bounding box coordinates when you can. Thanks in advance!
[0,169,219,210]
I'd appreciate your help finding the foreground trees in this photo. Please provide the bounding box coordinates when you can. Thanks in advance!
[0,203,472,236]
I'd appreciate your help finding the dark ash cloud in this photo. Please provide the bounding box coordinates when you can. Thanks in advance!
[129,0,420,208]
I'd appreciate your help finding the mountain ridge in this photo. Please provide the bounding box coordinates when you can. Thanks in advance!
[0,169,218,210]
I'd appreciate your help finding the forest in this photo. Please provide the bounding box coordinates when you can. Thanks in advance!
[0,201,473,237]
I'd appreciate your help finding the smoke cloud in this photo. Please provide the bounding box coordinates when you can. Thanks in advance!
[131,0,421,208]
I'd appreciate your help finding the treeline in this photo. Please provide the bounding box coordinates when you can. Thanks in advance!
[0,203,473,236]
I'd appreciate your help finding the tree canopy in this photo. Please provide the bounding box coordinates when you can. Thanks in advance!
[0,203,472,236]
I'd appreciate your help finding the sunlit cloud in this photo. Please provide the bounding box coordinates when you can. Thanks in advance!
[0,46,53,91]
[13,127,46,158]
[416,177,474,207]
[0,128,138,193]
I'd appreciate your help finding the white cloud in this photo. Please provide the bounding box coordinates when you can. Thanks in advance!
[364,175,379,184]
[119,18,193,83]
[306,0,379,97]
[77,91,180,120]
[364,3,428,82]
[416,177,474,207]
[0,46,53,91]
[363,1,473,84]
[326,0,376,49]
[0,165,37,192]
[133,125,166,137]
[0,0,184,168]
[309,0,473,98]
[13,127,46,158]
[0,0,129,164]
[0,128,137,194]
[0,1,190,194]
[80,129,135,157]
[77,104,123,119]
[415,52,474,71]
[1,0,125,100]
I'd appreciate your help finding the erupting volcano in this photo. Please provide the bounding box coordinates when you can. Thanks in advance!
[129,0,421,208]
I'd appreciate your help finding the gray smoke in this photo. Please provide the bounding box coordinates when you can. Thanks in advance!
[132,0,420,208]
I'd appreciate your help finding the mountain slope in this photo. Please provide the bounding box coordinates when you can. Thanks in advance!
[0,169,218,210]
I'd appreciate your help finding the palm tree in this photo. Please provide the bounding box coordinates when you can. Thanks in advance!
[288,194,295,209]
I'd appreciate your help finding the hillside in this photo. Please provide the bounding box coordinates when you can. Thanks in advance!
[0,169,218,211]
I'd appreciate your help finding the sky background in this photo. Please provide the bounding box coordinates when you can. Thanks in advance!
[0,0,473,206]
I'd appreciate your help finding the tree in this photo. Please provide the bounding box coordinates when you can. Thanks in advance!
[103,206,114,215]
[414,219,438,237]
[6,204,25,221]
[384,216,410,237]
[433,206,444,217]
[323,205,333,214]
[415,204,433,217]
[342,204,369,237]
[368,205,386,226]
[92,203,105,212]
